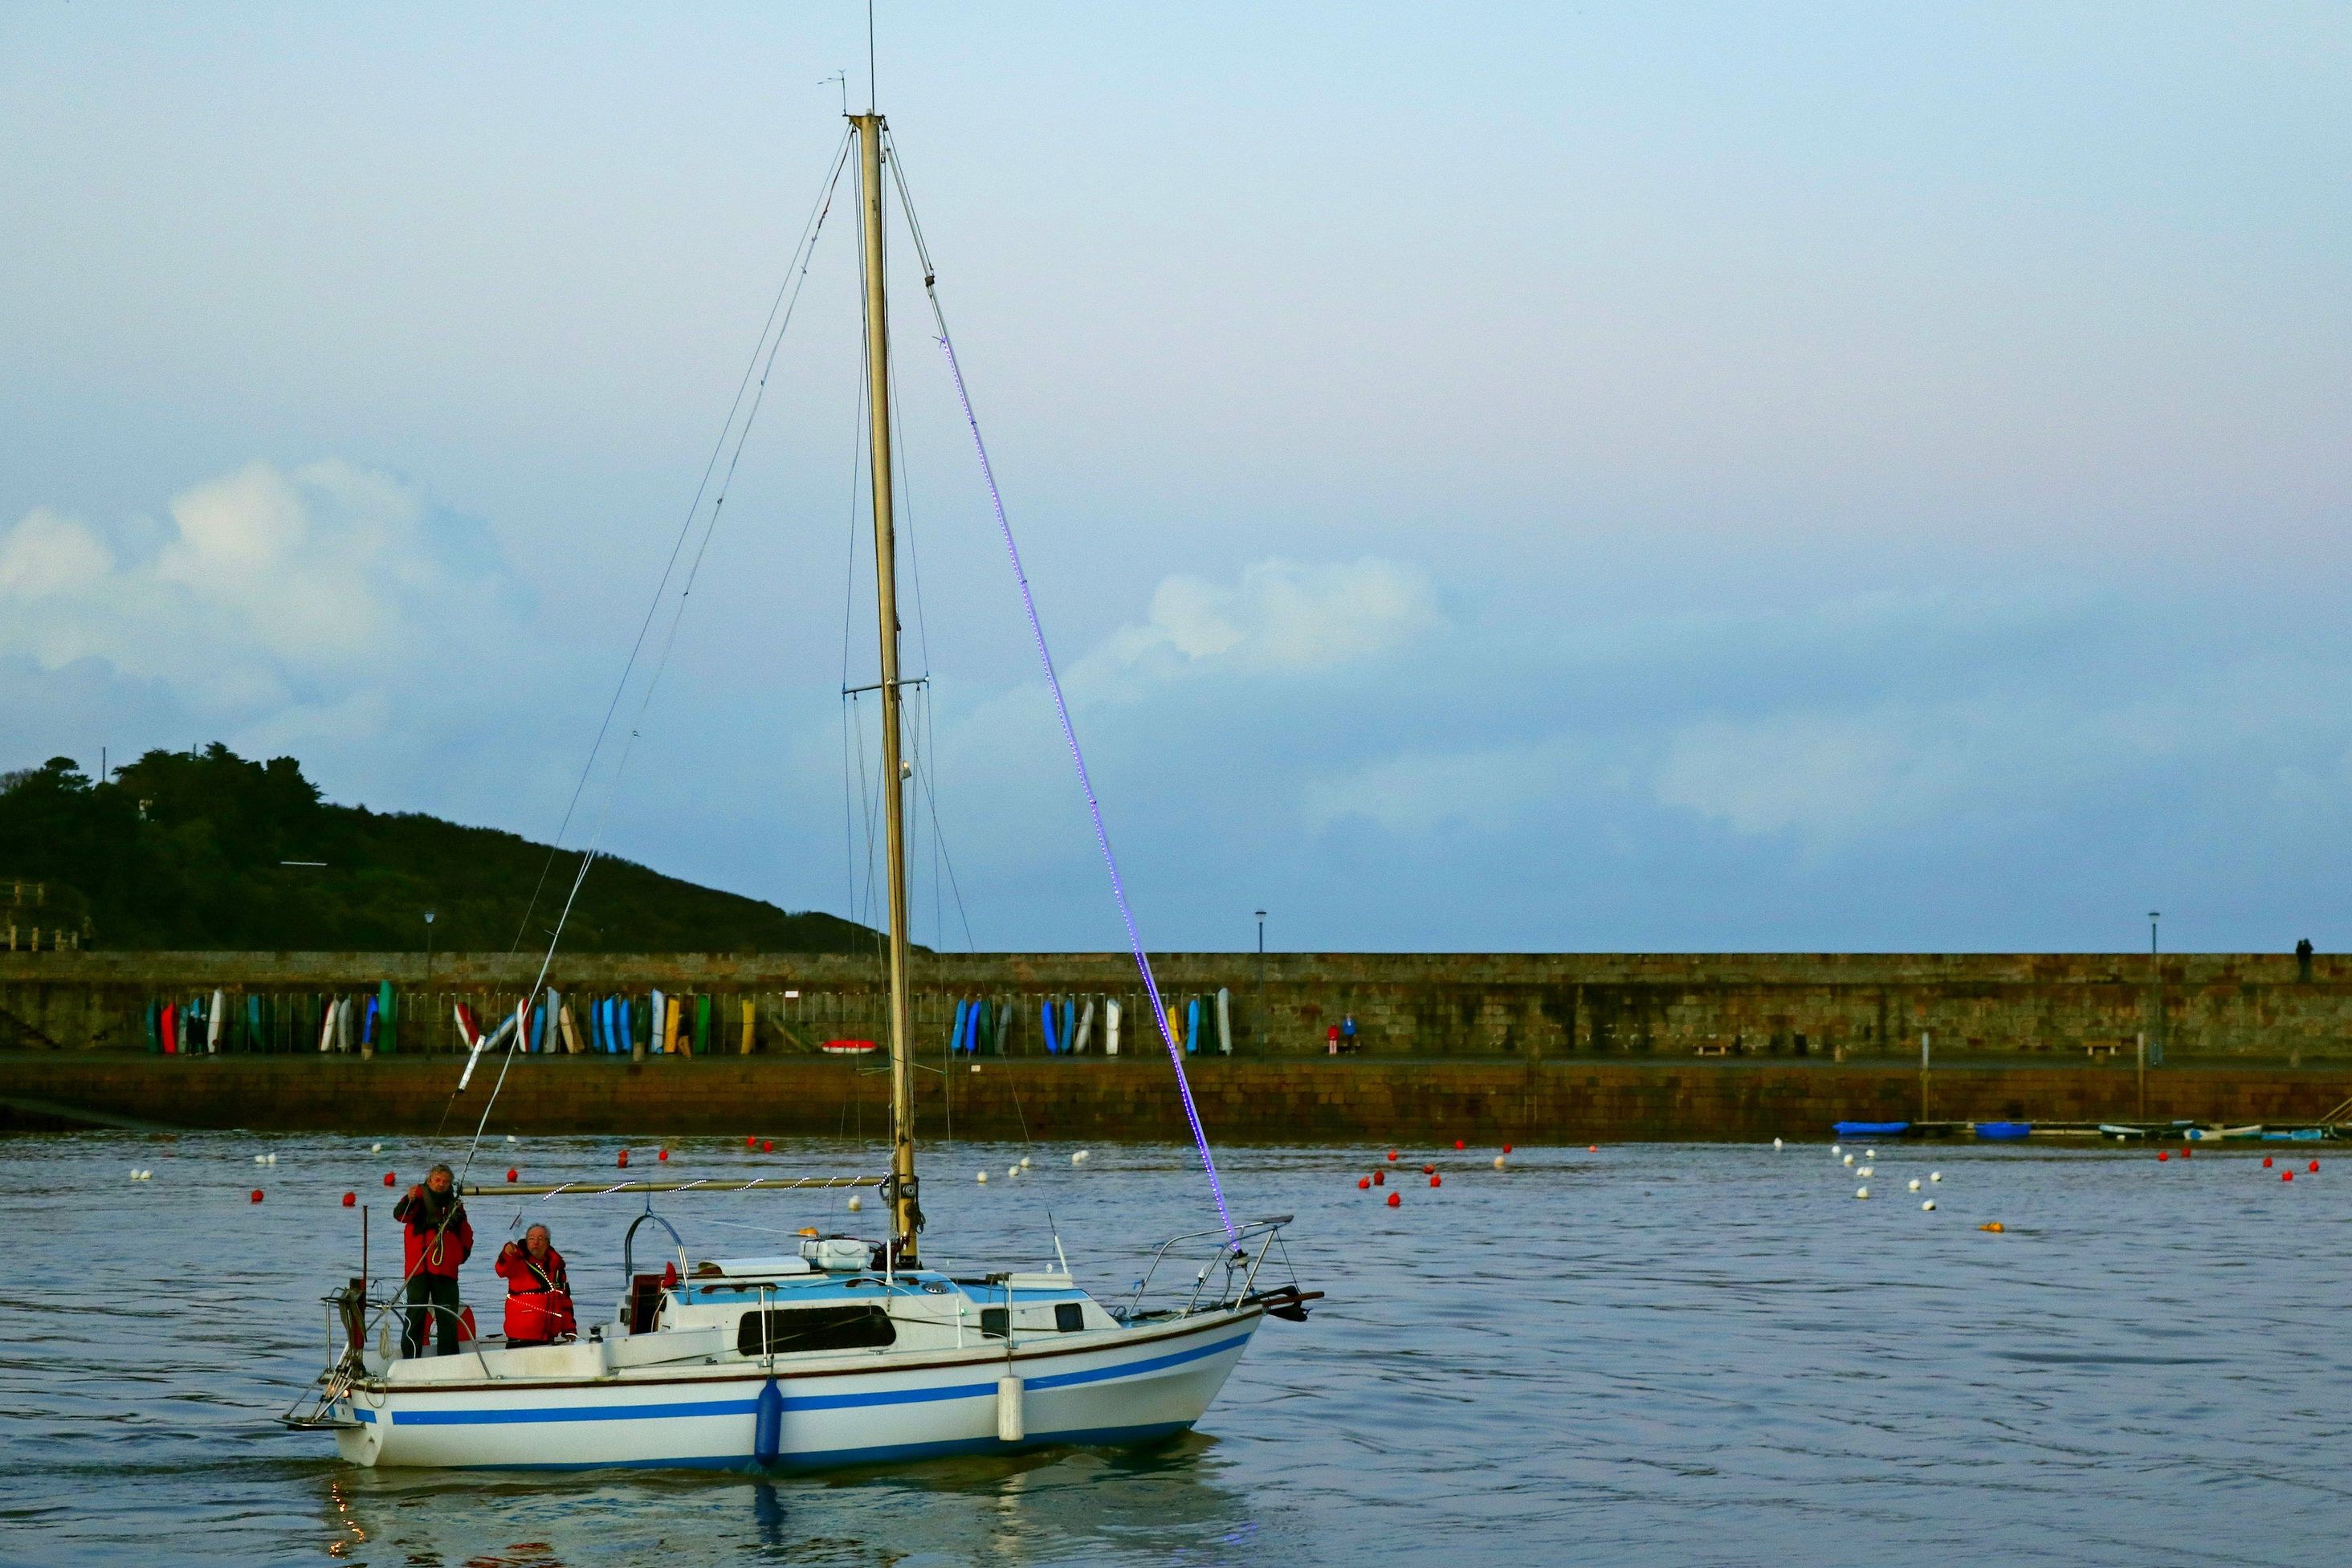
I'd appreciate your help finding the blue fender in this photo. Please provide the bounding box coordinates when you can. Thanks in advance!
[753,1378,784,1466]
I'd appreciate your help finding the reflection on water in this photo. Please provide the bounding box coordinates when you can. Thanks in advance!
[316,1435,1264,1565]
[7,1129,2352,1564]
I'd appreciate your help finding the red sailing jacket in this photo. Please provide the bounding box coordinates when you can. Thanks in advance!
[393,1186,473,1280]
[495,1243,576,1342]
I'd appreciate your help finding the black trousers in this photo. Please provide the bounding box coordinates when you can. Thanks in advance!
[402,1273,462,1357]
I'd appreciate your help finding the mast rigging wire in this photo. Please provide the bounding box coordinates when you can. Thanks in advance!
[459,132,854,1178]
[881,127,1237,1243]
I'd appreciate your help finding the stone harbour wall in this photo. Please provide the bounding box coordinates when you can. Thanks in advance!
[1,949,2346,1063]
[4,1055,2349,1143]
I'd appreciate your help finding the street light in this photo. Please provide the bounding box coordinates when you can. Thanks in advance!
[423,910,438,1052]
[2147,910,2162,1067]
[1254,910,1268,1056]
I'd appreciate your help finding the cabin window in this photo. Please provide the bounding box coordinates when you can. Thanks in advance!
[1054,1302,1084,1332]
[737,1305,895,1356]
[980,1307,1009,1338]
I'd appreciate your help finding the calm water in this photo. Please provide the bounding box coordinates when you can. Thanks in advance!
[2,1128,2347,1566]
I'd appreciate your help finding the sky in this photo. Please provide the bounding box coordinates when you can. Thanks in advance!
[2,2,2346,954]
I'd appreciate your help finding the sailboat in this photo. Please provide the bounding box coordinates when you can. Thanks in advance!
[284,106,1313,1472]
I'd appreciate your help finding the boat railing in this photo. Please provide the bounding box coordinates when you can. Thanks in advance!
[1121,1215,1294,1321]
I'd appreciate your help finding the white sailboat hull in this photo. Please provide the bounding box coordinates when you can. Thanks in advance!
[331,1309,1260,1472]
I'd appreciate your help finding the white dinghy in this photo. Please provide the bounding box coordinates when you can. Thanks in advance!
[286,101,1315,1472]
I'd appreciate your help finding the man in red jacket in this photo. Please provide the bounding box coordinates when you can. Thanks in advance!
[393,1163,473,1357]
[495,1224,576,1347]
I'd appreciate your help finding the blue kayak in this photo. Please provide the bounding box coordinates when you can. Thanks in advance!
[1975,1122,2031,1139]
[1832,1121,1910,1137]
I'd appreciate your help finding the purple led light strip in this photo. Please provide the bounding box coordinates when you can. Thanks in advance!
[931,328,1236,1244]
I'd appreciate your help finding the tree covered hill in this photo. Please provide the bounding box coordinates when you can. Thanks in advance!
[0,744,877,954]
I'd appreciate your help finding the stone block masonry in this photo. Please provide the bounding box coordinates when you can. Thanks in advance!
[2,949,2346,1064]
[4,1055,2349,1142]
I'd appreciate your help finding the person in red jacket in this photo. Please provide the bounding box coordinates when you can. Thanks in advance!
[393,1163,473,1357]
[494,1224,576,1347]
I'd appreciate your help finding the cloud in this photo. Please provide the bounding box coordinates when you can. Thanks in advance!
[0,459,532,776]
[1070,556,1441,701]
[0,459,522,721]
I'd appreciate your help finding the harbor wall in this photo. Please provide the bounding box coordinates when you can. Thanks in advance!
[2,1054,2347,1142]
[2,949,2346,1064]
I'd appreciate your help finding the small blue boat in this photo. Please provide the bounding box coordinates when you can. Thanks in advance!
[1975,1122,2031,1140]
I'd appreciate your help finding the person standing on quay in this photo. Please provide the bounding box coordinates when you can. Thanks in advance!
[394,1163,473,1357]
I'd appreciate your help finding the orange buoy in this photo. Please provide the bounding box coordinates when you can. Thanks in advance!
[1385,1191,1400,1208]
[383,1171,396,1187]
[341,1192,356,1208]
[1429,1174,1441,1187]
[1588,1145,1597,1153]
[1979,1221,2004,1233]
[506,1167,519,1182]
[618,1150,630,1168]
[250,1189,263,1203]
[1357,1176,1370,1190]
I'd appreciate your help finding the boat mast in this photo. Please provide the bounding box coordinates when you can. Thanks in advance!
[853,110,921,1265]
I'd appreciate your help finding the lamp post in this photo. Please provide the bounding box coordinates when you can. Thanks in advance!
[422,910,438,1052]
[2147,910,2162,1068]
[1254,910,1267,1056]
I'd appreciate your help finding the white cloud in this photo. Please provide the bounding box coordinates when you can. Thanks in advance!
[0,458,524,735]
[1071,556,1442,700]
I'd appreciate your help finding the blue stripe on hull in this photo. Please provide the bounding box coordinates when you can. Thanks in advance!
[383,1331,1253,1427]
[455,1420,1196,1473]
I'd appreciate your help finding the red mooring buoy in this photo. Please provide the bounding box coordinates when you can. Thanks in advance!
[1429,1174,1442,1187]
[658,1149,670,1163]
[2284,1170,2296,1182]
[1387,1150,1398,1162]
[507,1168,519,1182]
[1373,1169,1385,1186]
[1357,1176,1370,1190]
[2311,1160,2321,1173]
[762,1139,774,1154]
[1503,1143,1514,1155]
[341,1192,356,1207]
[1455,1139,1465,1151]
[1386,1192,1400,1208]
[2158,1151,2170,1161]
[383,1171,396,1187]
[618,1150,630,1168]
[2264,1156,2274,1167]
[250,1189,264,1203]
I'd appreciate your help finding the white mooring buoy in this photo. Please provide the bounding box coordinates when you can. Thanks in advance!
[1855,1186,1870,1199]
[1908,1179,1922,1191]
[847,1195,862,1212]
[1071,1149,1091,1165]
[976,1171,988,1183]
[1922,1199,1936,1211]
[1831,1144,1843,1156]
[1930,1171,1942,1183]
[1843,1155,1855,1167]
[1773,1138,1783,1151]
